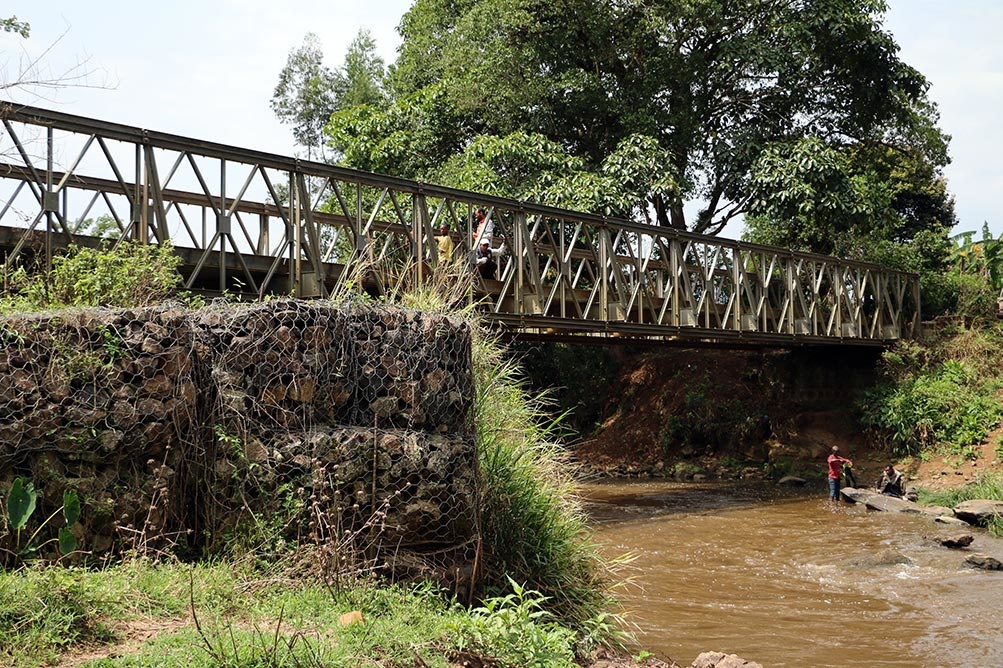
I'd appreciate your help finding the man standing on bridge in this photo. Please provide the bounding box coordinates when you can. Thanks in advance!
[826,446,853,502]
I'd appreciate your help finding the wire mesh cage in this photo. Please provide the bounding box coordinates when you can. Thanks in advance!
[0,299,479,586]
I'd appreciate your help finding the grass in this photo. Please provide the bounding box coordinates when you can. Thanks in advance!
[0,255,628,665]
[916,471,1003,536]
[0,558,602,667]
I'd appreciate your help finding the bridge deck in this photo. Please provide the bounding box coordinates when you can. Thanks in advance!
[0,103,920,347]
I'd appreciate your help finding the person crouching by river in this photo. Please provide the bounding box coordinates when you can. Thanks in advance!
[827,446,853,502]
[876,464,905,498]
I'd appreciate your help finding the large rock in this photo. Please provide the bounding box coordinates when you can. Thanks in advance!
[934,534,974,549]
[863,493,922,513]
[952,500,1003,527]
[934,515,971,526]
[841,488,918,512]
[964,554,1003,571]
[691,652,763,668]
[841,487,954,517]
[844,548,911,569]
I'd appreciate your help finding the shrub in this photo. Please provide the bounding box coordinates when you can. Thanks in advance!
[861,331,1003,457]
[1,241,182,311]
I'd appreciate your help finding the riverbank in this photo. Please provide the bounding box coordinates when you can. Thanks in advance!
[573,433,1002,497]
[569,348,1002,495]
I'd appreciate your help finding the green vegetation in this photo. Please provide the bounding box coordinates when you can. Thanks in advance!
[0,559,599,668]
[3,479,80,563]
[1,15,29,38]
[316,0,949,255]
[472,330,619,637]
[860,327,1003,458]
[916,472,1003,537]
[858,218,1003,472]
[0,241,182,311]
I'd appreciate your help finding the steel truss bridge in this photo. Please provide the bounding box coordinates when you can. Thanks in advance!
[0,103,919,347]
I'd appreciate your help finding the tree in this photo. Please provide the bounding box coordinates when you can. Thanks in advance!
[1,16,29,38]
[71,214,122,239]
[1,16,103,97]
[272,30,386,160]
[339,30,386,109]
[328,0,950,244]
[271,33,341,160]
[743,138,955,257]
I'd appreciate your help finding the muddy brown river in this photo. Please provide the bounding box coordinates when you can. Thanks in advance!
[581,480,1003,667]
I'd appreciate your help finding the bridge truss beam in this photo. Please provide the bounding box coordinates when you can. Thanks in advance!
[0,102,920,347]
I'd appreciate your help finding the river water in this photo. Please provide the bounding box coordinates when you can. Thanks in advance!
[581,480,1003,667]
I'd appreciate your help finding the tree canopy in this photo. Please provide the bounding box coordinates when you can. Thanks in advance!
[272,30,386,160]
[321,0,950,243]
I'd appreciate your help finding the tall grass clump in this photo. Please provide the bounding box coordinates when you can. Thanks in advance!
[366,259,621,640]
[471,329,619,642]
[859,327,1003,457]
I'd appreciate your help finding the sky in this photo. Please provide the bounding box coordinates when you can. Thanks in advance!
[2,0,1001,238]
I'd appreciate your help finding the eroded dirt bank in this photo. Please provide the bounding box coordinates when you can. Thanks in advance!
[567,346,1000,491]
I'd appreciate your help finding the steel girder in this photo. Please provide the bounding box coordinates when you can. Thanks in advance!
[0,102,920,346]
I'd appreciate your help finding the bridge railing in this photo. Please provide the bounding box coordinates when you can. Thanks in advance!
[0,102,919,345]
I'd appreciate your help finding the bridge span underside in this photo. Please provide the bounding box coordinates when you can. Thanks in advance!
[0,103,920,348]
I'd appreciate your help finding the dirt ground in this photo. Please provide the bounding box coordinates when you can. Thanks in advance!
[573,348,1001,495]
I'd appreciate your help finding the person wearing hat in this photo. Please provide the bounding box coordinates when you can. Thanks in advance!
[474,238,505,279]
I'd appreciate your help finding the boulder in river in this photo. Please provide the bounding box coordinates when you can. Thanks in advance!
[691,651,763,668]
[841,487,918,512]
[934,515,970,526]
[843,548,911,569]
[952,500,1003,527]
[840,487,955,517]
[933,534,974,549]
[964,554,1003,571]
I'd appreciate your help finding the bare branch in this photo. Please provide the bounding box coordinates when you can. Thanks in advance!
[1,24,114,101]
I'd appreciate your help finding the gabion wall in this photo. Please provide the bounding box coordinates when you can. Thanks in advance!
[0,299,477,582]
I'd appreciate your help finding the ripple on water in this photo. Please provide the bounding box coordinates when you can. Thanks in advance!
[581,480,1003,668]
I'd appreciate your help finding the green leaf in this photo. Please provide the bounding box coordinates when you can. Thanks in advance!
[7,477,37,531]
[58,527,77,555]
[63,489,81,526]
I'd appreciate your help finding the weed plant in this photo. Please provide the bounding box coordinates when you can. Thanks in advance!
[859,325,1003,457]
[0,241,182,311]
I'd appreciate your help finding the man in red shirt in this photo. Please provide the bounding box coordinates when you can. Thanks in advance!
[827,445,852,501]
